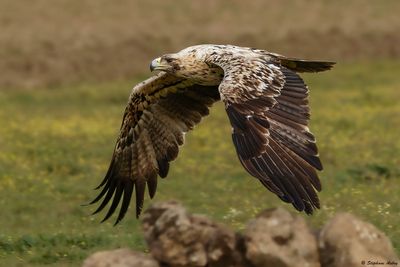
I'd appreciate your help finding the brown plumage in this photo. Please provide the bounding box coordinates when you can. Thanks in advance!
[89,44,335,224]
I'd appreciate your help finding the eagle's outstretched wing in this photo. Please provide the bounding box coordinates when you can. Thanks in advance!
[90,72,219,224]
[212,55,322,214]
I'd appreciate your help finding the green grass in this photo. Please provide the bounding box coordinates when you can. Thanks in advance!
[1,61,399,266]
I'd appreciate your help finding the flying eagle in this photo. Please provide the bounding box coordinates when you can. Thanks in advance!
[89,44,335,224]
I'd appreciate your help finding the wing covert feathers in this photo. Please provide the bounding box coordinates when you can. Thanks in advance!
[91,74,219,224]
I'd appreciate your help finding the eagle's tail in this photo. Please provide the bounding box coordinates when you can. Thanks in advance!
[280,58,336,73]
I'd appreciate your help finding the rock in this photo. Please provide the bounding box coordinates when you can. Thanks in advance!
[82,248,159,267]
[318,213,399,267]
[83,202,399,267]
[141,201,248,267]
[243,207,320,267]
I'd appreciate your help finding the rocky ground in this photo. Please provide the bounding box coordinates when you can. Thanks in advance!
[83,201,398,267]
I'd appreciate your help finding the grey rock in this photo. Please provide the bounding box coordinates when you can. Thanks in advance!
[318,212,399,267]
[141,201,248,267]
[243,207,320,267]
[82,248,159,267]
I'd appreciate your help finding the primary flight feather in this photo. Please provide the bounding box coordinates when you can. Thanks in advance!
[89,44,335,224]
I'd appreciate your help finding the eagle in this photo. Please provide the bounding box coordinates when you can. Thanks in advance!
[89,44,335,224]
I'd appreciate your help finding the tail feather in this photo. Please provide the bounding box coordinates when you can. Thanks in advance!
[280,58,335,73]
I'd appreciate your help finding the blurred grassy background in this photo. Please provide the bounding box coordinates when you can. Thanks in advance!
[1,1,399,266]
[1,0,400,89]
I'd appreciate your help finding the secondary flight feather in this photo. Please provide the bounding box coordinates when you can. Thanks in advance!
[89,44,335,224]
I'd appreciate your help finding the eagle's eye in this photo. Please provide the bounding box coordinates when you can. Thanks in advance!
[164,57,175,63]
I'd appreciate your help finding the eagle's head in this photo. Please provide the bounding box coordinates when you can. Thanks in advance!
[150,46,224,85]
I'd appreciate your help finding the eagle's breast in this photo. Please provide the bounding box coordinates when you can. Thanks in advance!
[176,61,224,86]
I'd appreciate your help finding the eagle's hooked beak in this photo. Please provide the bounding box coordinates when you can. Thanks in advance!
[150,57,162,72]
